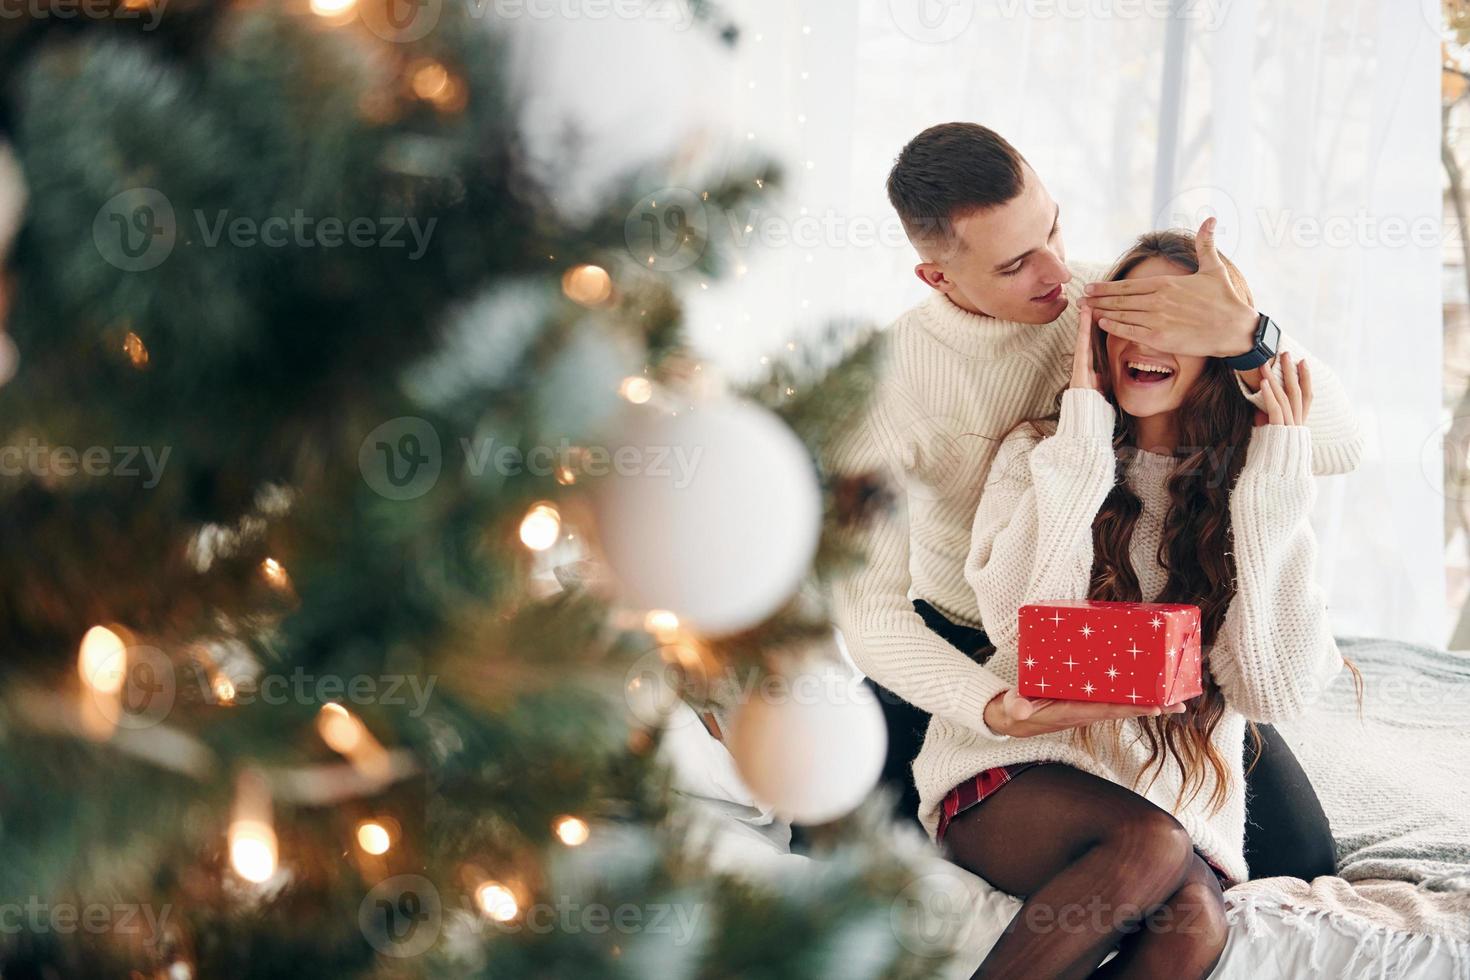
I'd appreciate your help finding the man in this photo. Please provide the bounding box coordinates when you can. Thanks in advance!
[829,122,1361,880]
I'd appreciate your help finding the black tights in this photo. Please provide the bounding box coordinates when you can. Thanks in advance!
[943,764,1229,980]
[870,602,1338,882]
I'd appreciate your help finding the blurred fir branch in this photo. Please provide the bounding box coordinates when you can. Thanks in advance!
[0,2,938,976]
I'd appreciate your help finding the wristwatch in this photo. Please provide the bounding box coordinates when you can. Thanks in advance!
[1222,313,1281,371]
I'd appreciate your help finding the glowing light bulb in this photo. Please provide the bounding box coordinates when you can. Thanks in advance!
[213,674,237,704]
[78,625,126,694]
[261,557,290,589]
[317,703,365,753]
[518,503,561,551]
[475,881,518,922]
[620,377,652,404]
[560,264,613,307]
[410,61,450,101]
[356,820,391,855]
[229,821,278,883]
[310,0,356,16]
[123,331,149,367]
[553,815,589,847]
[643,610,679,636]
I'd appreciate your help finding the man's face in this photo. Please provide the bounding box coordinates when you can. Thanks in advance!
[913,165,1071,324]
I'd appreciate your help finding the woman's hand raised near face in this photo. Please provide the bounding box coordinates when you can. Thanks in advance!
[1070,304,1102,391]
[1254,351,1313,427]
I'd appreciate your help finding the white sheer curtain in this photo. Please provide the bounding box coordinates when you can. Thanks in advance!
[512,0,1443,645]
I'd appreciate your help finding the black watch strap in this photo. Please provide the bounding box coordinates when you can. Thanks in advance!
[1223,313,1280,371]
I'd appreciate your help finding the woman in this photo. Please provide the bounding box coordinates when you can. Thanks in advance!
[911,231,1358,979]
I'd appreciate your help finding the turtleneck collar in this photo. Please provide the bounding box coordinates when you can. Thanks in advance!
[912,272,1089,359]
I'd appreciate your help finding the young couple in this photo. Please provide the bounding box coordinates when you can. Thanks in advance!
[830,123,1362,978]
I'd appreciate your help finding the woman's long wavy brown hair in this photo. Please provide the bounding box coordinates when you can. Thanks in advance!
[1017,230,1359,815]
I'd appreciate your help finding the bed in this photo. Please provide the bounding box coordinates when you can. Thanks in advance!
[667,636,1470,978]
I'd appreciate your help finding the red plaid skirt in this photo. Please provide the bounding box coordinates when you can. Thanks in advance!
[936,762,1234,887]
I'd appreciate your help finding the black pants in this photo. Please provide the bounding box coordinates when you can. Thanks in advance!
[866,599,1338,882]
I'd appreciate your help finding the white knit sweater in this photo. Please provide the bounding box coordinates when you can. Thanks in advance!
[910,387,1345,886]
[826,268,1363,883]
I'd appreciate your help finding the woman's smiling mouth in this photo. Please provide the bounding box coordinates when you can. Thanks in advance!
[1123,359,1176,386]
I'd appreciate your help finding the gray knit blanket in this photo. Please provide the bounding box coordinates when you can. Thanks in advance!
[1271,636,1470,891]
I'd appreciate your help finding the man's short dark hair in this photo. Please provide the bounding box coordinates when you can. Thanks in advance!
[886,123,1028,254]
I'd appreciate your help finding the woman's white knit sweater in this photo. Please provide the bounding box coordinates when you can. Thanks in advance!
[825,271,1363,883]
[908,387,1344,886]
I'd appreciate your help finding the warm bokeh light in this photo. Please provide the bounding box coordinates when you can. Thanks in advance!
[316,702,365,754]
[213,674,237,705]
[553,815,589,847]
[356,820,391,855]
[475,881,518,922]
[261,557,290,589]
[408,60,446,101]
[122,330,149,367]
[229,821,278,883]
[77,625,126,694]
[518,503,561,551]
[309,0,357,16]
[643,609,679,636]
[560,264,613,307]
[620,377,652,404]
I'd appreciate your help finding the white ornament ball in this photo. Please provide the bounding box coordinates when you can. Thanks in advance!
[729,656,886,825]
[592,397,821,635]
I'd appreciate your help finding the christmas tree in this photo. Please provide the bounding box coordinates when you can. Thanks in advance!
[0,2,957,975]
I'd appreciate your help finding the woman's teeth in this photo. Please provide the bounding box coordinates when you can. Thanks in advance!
[1125,361,1174,384]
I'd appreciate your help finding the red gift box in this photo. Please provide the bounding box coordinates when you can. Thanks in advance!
[1016,601,1202,706]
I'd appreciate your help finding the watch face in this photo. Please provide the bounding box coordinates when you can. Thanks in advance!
[1260,316,1281,354]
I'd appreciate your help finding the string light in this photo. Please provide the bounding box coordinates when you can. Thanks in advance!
[560,264,613,307]
[229,771,278,884]
[229,822,278,883]
[77,625,126,695]
[643,609,679,636]
[309,0,356,17]
[123,331,149,367]
[518,502,561,551]
[620,377,652,404]
[316,703,393,780]
[409,60,449,100]
[475,881,519,922]
[261,557,291,590]
[407,59,467,113]
[356,820,392,855]
[317,702,364,754]
[553,815,589,847]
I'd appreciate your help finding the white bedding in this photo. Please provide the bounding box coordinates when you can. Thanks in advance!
[664,634,1470,978]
